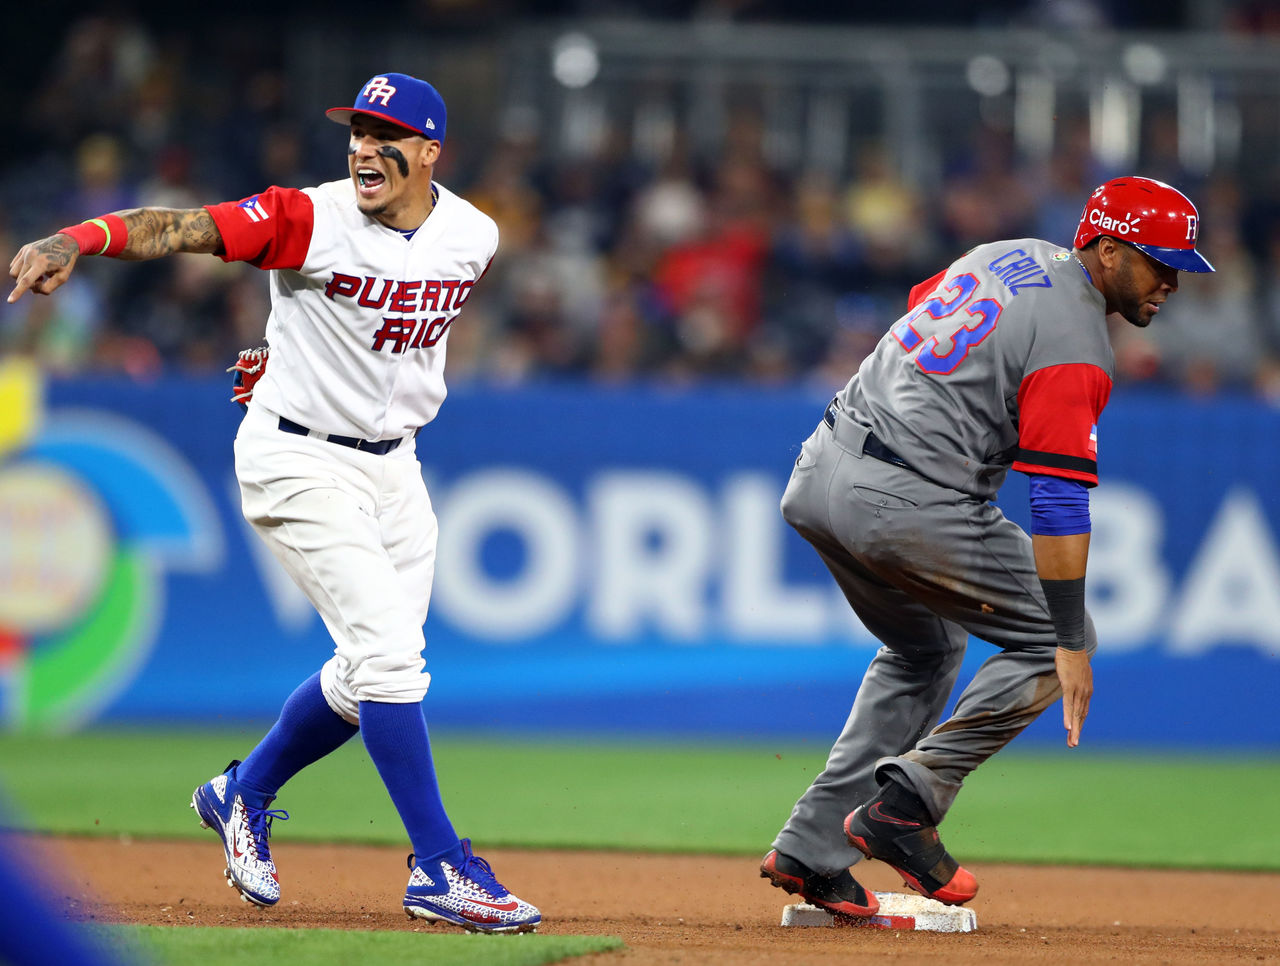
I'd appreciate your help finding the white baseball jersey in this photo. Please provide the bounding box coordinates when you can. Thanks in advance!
[207,179,498,441]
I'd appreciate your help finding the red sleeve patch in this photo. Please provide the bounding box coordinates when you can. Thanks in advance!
[1012,363,1112,485]
[906,269,948,312]
[205,186,314,270]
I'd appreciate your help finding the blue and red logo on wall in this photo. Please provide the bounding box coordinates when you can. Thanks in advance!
[0,361,222,731]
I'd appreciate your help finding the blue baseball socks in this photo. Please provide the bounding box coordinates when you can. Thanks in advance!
[359,699,461,864]
[235,671,358,807]
[229,675,459,863]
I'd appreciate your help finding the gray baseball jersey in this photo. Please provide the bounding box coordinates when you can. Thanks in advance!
[771,237,1111,878]
[842,238,1114,498]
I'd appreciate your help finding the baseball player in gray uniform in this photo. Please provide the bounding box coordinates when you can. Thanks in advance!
[760,177,1213,917]
[9,72,540,934]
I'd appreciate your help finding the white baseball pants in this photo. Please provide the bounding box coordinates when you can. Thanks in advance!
[234,403,437,724]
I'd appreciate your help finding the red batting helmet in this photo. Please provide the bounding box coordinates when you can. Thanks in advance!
[1074,176,1214,273]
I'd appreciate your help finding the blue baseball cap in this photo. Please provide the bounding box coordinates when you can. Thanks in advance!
[326,73,447,142]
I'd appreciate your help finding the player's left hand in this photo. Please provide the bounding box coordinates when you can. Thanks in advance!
[1054,646,1092,748]
[7,234,81,303]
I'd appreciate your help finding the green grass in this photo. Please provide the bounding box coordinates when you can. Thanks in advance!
[1,729,1278,870]
[90,924,621,966]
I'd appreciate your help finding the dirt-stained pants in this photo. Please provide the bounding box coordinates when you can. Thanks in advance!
[771,403,1096,877]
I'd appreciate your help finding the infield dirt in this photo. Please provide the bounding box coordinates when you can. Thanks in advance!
[49,836,1280,964]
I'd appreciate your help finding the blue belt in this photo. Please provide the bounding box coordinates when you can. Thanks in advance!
[823,399,913,472]
[278,416,403,455]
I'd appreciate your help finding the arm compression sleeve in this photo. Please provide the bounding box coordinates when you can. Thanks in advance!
[1028,474,1091,536]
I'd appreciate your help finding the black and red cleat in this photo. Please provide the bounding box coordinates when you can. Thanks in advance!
[844,798,978,906]
[760,849,879,918]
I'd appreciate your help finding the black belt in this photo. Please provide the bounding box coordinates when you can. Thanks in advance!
[278,416,404,455]
[823,398,913,472]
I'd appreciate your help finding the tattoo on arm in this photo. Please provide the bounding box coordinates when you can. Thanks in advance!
[116,208,225,259]
[32,235,78,270]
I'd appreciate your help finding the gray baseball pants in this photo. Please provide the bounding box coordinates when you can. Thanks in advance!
[770,402,1097,877]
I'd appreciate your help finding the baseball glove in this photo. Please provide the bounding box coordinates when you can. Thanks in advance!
[228,346,269,411]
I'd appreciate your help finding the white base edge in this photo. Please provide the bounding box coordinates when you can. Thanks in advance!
[780,893,978,933]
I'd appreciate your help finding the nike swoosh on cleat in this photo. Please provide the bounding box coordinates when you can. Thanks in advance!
[470,898,521,911]
[868,802,921,827]
[232,825,250,859]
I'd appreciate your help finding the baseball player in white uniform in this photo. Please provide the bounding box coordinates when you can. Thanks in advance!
[8,72,541,934]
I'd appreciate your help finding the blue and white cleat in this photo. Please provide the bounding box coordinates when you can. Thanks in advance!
[403,838,541,933]
[190,760,289,907]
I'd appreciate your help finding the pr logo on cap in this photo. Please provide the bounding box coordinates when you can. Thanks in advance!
[362,77,398,107]
[325,72,448,143]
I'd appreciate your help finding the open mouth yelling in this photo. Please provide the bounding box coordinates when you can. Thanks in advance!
[356,167,386,197]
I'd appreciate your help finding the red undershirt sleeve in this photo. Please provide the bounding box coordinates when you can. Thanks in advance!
[1013,363,1112,486]
[205,186,315,270]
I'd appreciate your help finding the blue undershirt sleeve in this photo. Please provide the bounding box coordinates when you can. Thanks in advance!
[1028,474,1091,536]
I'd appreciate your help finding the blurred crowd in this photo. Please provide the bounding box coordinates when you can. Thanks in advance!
[4,10,1280,400]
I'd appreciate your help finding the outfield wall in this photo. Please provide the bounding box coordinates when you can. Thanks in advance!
[3,373,1278,747]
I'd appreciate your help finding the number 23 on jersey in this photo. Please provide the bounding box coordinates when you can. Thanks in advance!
[891,273,1004,375]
